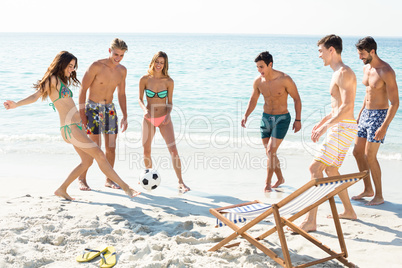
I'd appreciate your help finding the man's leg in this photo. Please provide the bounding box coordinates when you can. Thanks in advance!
[262,137,284,192]
[271,114,290,188]
[78,134,101,190]
[271,156,285,188]
[325,166,357,219]
[365,141,383,205]
[104,133,120,189]
[352,137,373,200]
[299,160,326,232]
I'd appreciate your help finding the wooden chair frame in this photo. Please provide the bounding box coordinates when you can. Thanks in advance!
[209,171,368,268]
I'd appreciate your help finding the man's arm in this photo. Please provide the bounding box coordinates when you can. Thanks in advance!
[375,66,399,140]
[356,94,367,124]
[117,67,128,132]
[286,77,302,133]
[79,63,98,128]
[356,66,368,123]
[241,79,260,128]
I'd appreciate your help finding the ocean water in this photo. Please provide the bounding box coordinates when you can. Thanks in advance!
[0,33,401,160]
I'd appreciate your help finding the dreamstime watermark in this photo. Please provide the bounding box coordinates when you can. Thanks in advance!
[119,101,263,151]
[64,100,333,164]
[117,102,333,158]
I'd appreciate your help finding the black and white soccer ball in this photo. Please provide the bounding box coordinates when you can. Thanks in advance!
[139,169,161,191]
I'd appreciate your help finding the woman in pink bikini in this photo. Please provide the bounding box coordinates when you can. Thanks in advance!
[139,51,190,192]
[4,51,140,201]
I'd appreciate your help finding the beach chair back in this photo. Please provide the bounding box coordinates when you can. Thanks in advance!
[217,176,360,227]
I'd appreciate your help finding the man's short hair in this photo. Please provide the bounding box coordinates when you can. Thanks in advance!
[355,36,377,54]
[110,38,128,51]
[255,51,273,66]
[317,34,342,54]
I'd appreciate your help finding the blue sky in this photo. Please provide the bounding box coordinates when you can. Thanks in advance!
[1,0,401,37]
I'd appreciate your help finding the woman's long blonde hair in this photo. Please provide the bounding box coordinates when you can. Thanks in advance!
[34,51,80,100]
[147,51,169,77]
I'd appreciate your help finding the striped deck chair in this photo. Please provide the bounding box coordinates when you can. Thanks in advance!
[209,171,368,268]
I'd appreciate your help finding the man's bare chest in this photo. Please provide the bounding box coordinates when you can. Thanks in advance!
[363,68,384,89]
[260,83,286,98]
[95,69,123,87]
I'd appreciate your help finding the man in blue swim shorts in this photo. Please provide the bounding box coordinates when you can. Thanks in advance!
[357,109,388,143]
[241,51,302,192]
[260,113,291,140]
[78,38,129,191]
[352,37,399,206]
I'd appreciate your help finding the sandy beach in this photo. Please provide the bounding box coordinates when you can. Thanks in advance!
[0,140,401,268]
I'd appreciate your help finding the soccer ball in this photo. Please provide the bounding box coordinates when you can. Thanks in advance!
[139,169,161,191]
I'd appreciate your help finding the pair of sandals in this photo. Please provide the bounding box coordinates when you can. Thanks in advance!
[76,246,117,268]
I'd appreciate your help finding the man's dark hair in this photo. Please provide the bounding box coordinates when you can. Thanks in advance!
[317,34,343,54]
[355,36,377,54]
[255,51,273,66]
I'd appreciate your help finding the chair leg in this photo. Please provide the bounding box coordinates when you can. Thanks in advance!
[329,197,347,256]
[209,232,239,251]
[328,197,357,267]
[273,204,292,268]
[209,209,285,265]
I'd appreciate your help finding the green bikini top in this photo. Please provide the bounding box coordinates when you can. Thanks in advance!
[49,79,73,111]
[145,89,168,99]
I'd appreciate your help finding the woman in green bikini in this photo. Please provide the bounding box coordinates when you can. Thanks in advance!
[139,51,190,192]
[3,51,140,201]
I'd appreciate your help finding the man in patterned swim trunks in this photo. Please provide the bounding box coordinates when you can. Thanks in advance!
[300,35,358,233]
[85,100,119,134]
[352,37,399,206]
[78,38,129,191]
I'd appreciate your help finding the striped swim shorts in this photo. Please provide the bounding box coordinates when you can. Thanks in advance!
[314,119,358,168]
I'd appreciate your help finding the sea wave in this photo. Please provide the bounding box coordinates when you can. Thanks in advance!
[1,132,400,161]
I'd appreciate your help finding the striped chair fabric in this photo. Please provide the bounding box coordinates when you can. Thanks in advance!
[217,178,358,227]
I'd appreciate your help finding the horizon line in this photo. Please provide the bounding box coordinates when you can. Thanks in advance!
[1,32,401,39]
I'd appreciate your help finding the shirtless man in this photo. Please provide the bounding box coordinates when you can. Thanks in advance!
[352,36,399,206]
[241,51,302,192]
[300,35,358,232]
[78,38,129,191]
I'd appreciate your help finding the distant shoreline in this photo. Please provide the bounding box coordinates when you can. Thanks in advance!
[1,32,402,39]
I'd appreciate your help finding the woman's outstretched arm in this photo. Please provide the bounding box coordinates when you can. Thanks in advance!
[4,89,42,109]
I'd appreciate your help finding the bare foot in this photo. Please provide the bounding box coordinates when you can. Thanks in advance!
[339,211,357,220]
[351,191,374,200]
[366,197,384,206]
[78,179,91,191]
[54,188,75,201]
[264,185,272,193]
[105,179,121,189]
[272,177,285,188]
[327,212,357,220]
[125,187,141,198]
[299,220,316,233]
[179,183,190,193]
